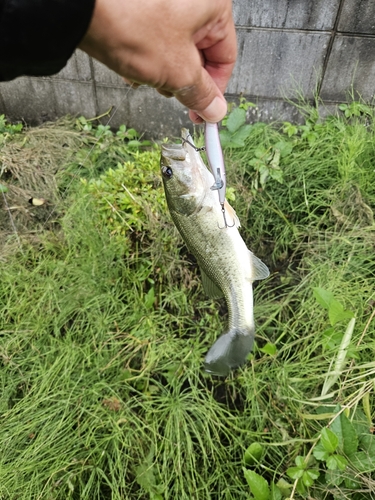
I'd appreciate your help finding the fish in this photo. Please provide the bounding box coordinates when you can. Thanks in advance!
[160,129,269,376]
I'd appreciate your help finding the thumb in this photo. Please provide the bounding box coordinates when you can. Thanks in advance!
[173,66,228,123]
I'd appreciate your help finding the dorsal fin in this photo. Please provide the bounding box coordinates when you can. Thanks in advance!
[249,251,270,281]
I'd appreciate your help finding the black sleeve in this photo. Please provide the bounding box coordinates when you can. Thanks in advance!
[0,0,96,81]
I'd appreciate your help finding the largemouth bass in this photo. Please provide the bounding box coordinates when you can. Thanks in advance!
[160,129,269,376]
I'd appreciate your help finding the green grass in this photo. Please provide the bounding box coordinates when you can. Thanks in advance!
[0,105,375,499]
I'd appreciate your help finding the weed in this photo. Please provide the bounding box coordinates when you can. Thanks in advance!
[0,113,23,136]
[1,101,375,499]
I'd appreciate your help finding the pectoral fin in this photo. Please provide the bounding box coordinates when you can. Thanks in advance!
[249,251,270,281]
[224,200,240,228]
[201,269,224,299]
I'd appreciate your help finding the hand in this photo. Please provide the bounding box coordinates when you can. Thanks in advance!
[79,0,237,123]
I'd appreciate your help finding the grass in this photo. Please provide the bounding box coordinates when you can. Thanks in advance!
[0,103,375,499]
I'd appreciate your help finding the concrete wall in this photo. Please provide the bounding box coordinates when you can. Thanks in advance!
[1,0,375,137]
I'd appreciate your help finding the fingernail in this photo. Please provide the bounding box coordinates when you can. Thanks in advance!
[199,96,228,123]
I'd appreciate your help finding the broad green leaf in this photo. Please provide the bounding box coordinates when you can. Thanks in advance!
[254,147,268,159]
[321,428,339,453]
[326,454,347,471]
[0,183,7,193]
[231,124,253,146]
[243,468,270,500]
[313,442,329,461]
[326,455,338,470]
[273,140,293,158]
[127,140,142,148]
[349,451,375,472]
[306,132,318,145]
[329,299,354,326]
[295,456,306,468]
[359,434,375,455]
[244,442,264,465]
[275,478,292,496]
[330,410,359,456]
[296,479,306,495]
[328,299,344,326]
[344,477,362,489]
[352,408,372,439]
[270,482,282,500]
[269,168,283,184]
[322,328,341,350]
[325,468,344,486]
[313,287,334,310]
[219,129,233,149]
[286,467,304,480]
[283,123,299,137]
[248,158,263,168]
[226,107,246,133]
[127,128,139,138]
[302,469,319,487]
[307,469,319,480]
[144,287,155,309]
[259,343,277,356]
[335,454,348,470]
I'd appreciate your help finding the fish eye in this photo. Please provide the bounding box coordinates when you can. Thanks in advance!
[162,166,173,179]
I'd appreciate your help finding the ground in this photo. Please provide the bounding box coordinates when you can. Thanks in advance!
[1,106,375,499]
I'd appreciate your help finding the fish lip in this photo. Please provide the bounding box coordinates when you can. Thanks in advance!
[161,144,186,162]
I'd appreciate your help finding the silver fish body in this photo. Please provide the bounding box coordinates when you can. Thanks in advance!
[160,130,269,376]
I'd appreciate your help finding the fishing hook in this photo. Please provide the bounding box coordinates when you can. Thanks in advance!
[183,128,232,230]
[181,136,206,152]
[218,203,235,229]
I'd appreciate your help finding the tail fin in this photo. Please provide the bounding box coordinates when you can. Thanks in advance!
[204,328,254,377]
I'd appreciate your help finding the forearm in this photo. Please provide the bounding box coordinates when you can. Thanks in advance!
[0,0,95,81]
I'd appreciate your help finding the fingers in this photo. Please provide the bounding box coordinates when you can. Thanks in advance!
[189,110,204,124]
[195,12,238,95]
[175,4,237,122]
[174,75,228,123]
[80,0,237,124]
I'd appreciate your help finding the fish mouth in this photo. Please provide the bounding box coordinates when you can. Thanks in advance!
[161,144,187,162]
[161,129,200,163]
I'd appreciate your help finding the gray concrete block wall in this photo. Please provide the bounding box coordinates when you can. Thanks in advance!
[232,0,341,29]
[1,0,375,137]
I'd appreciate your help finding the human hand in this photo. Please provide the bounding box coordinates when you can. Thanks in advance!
[79,0,237,123]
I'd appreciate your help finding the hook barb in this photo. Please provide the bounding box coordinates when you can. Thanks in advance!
[217,204,235,229]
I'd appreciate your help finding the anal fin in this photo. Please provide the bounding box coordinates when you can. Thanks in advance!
[249,251,270,281]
